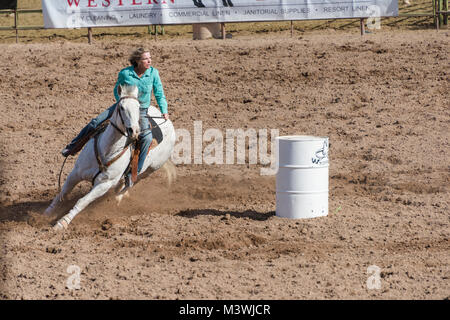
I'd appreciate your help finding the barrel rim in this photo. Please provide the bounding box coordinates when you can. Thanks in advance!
[278,164,329,168]
[276,190,329,194]
[276,135,328,142]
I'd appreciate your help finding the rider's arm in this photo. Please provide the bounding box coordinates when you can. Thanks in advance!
[152,68,168,115]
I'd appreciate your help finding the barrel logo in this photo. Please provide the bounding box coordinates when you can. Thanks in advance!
[312,140,329,165]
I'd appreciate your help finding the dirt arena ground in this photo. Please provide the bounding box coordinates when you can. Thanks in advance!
[0,29,448,300]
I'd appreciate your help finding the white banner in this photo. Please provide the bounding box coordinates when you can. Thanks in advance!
[42,0,398,29]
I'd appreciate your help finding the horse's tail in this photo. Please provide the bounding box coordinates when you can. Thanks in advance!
[162,159,177,186]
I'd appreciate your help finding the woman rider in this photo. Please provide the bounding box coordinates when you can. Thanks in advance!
[61,47,169,188]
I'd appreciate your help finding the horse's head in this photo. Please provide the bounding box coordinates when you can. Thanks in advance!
[116,85,140,140]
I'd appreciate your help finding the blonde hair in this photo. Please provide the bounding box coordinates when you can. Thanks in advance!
[129,47,150,67]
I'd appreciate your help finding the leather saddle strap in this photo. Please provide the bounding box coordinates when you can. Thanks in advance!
[147,139,159,156]
[94,130,134,183]
[131,141,140,183]
[105,141,133,167]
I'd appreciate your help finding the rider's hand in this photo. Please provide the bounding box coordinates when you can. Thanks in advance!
[163,113,169,120]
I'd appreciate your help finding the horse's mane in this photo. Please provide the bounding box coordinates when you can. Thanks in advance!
[120,85,138,98]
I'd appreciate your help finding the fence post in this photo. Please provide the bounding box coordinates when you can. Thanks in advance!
[221,23,225,40]
[438,0,445,26]
[290,20,293,37]
[434,0,438,29]
[148,25,164,37]
[443,0,448,25]
[360,18,365,36]
[14,8,18,43]
[435,0,440,29]
[88,27,92,44]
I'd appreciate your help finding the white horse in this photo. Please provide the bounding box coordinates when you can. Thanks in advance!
[45,85,176,230]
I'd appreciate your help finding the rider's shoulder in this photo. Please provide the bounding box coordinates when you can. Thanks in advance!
[149,66,159,74]
[118,66,134,76]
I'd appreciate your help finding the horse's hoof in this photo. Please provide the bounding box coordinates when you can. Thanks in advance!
[53,219,68,231]
[53,223,63,231]
[115,193,124,205]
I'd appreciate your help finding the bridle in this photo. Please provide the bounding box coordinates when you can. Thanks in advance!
[90,95,141,184]
[110,96,140,139]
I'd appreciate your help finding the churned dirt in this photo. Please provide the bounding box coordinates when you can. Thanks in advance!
[0,29,449,300]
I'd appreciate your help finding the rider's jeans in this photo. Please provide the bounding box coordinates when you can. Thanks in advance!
[137,108,153,173]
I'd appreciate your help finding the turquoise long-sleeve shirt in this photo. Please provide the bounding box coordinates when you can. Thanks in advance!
[113,66,168,114]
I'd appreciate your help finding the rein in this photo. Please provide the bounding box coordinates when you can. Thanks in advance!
[58,156,68,193]
[92,96,140,183]
[109,96,140,138]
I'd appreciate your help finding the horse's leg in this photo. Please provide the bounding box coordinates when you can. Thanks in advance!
[44,170,81,216]
[53,178,117,230]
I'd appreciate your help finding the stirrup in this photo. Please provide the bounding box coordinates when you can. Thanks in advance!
[124,173,134,189]
[118,173,133,194]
